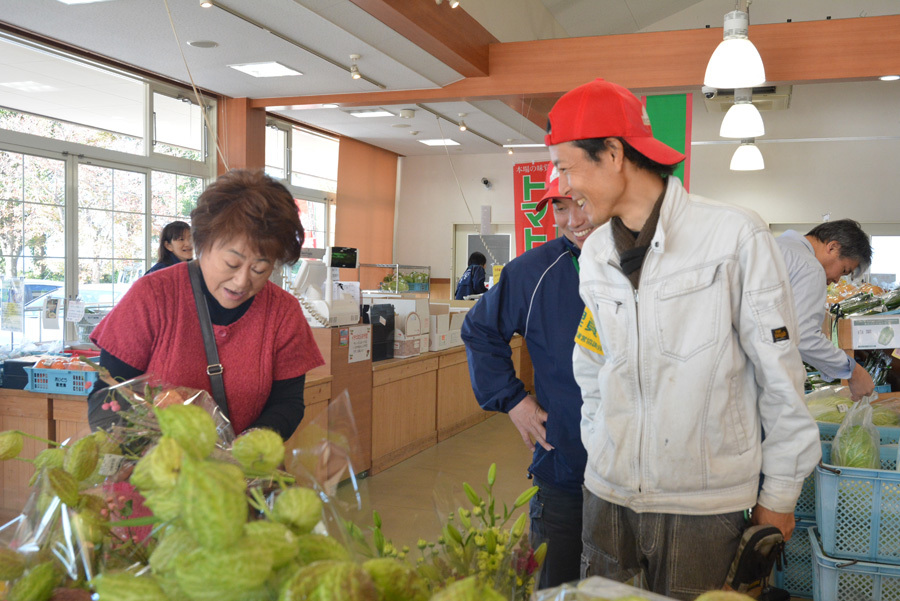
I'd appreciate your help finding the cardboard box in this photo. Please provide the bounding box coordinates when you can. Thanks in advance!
[837,314,900,350]
[388,298,430,334]
[429,329,451,351]
[397,312,422,337]
[393,331,423,358]
[429,303,450,334]
[449,329,463,347]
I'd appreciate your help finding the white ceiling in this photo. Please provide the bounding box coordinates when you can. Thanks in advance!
[0,0,899,156]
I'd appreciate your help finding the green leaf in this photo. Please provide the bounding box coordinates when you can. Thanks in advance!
[373,510,382,528]
[487,463,496,487]
[374,528,385,555]
[463,482,481,507]
[513,486,539,509]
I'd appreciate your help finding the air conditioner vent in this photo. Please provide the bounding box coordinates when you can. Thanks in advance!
[703,85,792,112]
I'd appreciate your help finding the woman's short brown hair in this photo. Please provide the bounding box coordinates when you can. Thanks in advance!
[191,169,304,264]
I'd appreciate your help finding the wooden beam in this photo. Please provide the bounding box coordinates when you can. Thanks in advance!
[347,0,498,78]
[216,97,266,175]
[251,15,900,113]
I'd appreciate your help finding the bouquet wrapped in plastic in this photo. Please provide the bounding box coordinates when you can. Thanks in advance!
[0,377,548,600]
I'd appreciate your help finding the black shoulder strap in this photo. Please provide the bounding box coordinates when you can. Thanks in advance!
[187,260,229,419]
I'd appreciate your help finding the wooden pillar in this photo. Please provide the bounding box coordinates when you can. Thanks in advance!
[216,97,266,175]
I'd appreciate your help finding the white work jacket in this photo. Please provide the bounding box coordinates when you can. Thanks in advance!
[574,177,821,515]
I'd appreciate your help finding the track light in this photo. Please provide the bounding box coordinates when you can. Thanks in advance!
[704,5,766,89]
[449,0,459,7]
[719,88,764,138]
[458,113,467,132]
[199,0,213,6]
[349,54,361,80]
[507,148,513,155]
[730,138,764,171]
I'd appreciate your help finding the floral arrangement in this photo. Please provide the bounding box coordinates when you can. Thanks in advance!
[0,376,545,601]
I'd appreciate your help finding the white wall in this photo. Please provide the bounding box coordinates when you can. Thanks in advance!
[396,81,900,277]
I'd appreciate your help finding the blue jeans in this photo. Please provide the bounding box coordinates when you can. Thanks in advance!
[529,477,584,589]
[581,490,746,600]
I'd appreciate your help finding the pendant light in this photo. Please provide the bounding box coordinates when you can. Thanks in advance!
[730,139,764,171]
[704,3,766,89]
[719,88,765,138]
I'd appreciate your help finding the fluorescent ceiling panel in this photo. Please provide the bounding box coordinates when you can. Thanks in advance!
[228,62,302,78]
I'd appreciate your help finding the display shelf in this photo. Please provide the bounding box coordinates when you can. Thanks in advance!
[359,263,430,296]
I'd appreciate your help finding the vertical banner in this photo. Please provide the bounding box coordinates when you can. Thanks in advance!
[513,161,555,257]
[643,93,692,191]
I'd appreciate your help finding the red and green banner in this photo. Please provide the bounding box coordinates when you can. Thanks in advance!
[513,161,554,257]
[643,93,692,191]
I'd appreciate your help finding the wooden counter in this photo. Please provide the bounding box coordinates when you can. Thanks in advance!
[368,336,529,474]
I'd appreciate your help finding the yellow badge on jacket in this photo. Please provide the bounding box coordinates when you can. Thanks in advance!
[575,308,604,355]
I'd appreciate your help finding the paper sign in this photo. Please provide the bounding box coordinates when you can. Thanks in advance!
[849,316,900,349]
[348,325,371,363]
[42,297,61,329]
[1,277,24,332]
[66,299,86,323]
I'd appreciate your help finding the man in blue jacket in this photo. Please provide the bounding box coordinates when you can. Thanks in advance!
[461,168,598,588]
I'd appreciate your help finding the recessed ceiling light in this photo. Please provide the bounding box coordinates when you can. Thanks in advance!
[502,143,546,148]
[55,0,118,4]
[187,40,219,49]
[347,109,395,118]
[0,81,58,92]
[228,62,302,78]
[418,139,460,146]
[321,103,339,109]
[392,123,411,128]
[880,75,900,81]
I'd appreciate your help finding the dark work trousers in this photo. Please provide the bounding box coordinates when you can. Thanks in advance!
[530,476,584,589]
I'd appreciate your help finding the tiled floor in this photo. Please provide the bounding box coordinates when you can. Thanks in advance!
[336,414,533,550]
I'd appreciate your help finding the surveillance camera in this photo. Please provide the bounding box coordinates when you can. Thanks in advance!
[701,86,717,100]
[481,177,492,190]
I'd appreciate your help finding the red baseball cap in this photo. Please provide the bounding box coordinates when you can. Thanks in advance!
[544,78,685,166]
[535,165,570,212]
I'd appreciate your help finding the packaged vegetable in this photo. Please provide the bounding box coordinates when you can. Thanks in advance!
[831,394,880,469]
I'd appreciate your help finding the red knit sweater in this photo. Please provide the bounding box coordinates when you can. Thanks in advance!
[90,262,324,434]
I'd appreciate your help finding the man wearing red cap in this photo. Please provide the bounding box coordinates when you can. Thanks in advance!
[546,78,820,598]
[461,166,598,588]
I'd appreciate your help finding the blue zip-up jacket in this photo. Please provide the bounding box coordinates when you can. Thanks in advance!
[455,264,487,299]
[461,236,586,492]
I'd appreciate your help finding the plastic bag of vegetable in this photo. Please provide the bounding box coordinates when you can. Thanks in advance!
[805,385,852,424]
[831,394,881,469]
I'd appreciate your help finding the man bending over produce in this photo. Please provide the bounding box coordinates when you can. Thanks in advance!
[777,219,874,401]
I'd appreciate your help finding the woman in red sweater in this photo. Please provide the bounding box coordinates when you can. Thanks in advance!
[88,170,324,439]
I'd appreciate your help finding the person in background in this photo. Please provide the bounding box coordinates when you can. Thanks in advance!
[146,220,193,274]
[88,169,324,439]
[461,167,597,589]
[777,219,874,400]
[454,251,488,300]
[547,78,820,599]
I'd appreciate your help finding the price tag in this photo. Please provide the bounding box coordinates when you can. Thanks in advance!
[66,300,86,322]
[98,453,125,476]
[837,403,849,414]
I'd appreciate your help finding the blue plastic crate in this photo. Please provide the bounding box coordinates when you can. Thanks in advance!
[407,282,429,292]
[23,366,99,396]
[815,445,900,565]
[799,442,899,520]
[809,526,900,601]
[875,384,892,394]
[774,518,815,598]
[818,421,900,445]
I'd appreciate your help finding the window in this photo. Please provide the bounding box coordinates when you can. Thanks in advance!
[0,32,215,347]
[870,236,900,289]
[291,126,338,193]
[0,35,144,154]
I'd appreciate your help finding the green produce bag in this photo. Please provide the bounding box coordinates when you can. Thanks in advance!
[831,394,881,469]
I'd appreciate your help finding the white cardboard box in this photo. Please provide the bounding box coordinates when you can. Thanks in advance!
[394,329,423,358]
[429,329,451,351]
[390,298,430,334]
[429,303,450,334]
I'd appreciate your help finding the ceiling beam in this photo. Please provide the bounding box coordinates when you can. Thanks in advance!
[251,15,900,115]
[347,0,498,78]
